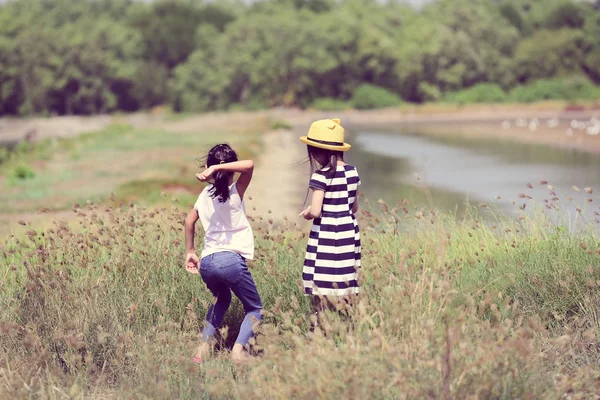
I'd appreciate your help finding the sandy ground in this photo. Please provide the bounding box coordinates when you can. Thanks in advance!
[244,129,308,223]
[2,105,599,150]
[268,107,600,153]
[0,113,164,144]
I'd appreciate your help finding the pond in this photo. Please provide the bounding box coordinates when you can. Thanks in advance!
[346,123,600,220]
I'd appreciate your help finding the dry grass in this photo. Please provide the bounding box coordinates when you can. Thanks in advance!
[1,187,600,398]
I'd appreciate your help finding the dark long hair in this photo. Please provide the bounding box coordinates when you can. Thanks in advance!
[307,145,343,179]
[198,143,238,203]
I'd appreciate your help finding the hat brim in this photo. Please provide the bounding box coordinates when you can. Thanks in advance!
[300,136,351,151]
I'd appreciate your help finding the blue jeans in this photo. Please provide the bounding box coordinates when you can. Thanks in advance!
[199,251,263,347]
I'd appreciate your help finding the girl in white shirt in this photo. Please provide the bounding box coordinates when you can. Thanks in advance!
[184,143,261,365]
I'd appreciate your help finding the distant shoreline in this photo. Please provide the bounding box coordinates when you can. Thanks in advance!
[2,103,600,153]
[271,106,600,154]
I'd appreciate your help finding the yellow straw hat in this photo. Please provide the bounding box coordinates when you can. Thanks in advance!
[300,118,351,151]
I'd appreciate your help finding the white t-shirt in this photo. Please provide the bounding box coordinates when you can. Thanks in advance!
[194,183,254,260]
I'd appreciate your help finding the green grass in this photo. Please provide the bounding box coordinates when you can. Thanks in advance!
[1,197,599,398]
[0,122,262,215]
[269,120,292,131]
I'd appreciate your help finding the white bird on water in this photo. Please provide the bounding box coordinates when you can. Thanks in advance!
[502,120,511,129]
[547,117,559,128]
[528,119,538,132]
[587,124,600,136]
[566,128,574,137]
[515,118,527,128]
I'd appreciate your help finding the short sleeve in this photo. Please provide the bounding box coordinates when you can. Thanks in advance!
[193,194,202,211]
[228,183,242,208]
[309,172,327,191]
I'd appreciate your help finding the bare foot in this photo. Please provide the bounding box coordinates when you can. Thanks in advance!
[192,342,211,364]
[231,343,254,366]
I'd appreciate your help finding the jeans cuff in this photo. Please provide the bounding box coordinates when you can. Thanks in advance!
[201,322,216,342]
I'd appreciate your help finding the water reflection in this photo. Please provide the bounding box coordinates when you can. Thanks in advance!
[346,125,600,218]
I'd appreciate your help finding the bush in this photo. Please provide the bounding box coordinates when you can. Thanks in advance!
[509,77,600,103]
[310,97,351,111]
[270,120,292,130]
[11,164,35,180]
[444,83,508,104]
[418,82,443,102]
[350,84,402,110]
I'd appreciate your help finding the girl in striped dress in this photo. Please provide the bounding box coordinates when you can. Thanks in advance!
[299,118,361,316]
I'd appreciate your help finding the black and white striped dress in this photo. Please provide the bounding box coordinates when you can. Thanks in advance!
[302,164,361,296]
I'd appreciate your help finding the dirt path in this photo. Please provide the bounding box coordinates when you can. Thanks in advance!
[244,128,308,223]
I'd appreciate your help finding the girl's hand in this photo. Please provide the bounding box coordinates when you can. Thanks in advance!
[299,206,313,220]
[185,252,200,275]
[196,166,216,182]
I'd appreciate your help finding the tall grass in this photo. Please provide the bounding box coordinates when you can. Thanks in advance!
[1,191,600,398]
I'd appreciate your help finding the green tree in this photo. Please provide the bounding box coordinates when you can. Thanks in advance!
[0,0,142,115]
[582,7,600,82]
[394,0,519,101]
[513,29,586,82]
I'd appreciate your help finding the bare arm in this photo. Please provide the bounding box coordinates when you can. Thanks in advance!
[185,208,199,252]
[184,208,200,274]
[300,189,325,220]
[196,160,254,200]
[352,191,360,214]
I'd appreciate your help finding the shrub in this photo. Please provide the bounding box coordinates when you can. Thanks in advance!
[270,120,292,130]
[418,82,443,102]
[509,77,600,103]
[310,97,351,111]
[444,83,508,104]
[350,84,402,110]
[11,164,35,180]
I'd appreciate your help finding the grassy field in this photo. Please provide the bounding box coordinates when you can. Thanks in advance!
[0,115,268,236]
[1,113,600,398]
[1,193,600,398]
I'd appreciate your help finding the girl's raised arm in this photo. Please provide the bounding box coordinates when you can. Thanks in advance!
[196,160,254,200]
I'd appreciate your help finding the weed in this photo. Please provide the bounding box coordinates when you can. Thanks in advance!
[1,189,600,398]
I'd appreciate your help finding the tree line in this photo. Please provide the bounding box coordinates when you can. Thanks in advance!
[1,0,599,116]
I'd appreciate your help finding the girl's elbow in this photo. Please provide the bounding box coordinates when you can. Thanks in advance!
[185,216,197,228]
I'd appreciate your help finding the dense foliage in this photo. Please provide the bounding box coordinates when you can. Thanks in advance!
[1,0,600,115]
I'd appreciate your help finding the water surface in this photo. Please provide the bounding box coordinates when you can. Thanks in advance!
[346,124,600,218]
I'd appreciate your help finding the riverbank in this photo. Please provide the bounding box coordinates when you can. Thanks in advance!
[271,105,600,154]
[3,102,600,150]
